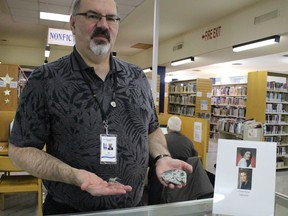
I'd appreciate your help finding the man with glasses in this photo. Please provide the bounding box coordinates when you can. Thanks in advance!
[8,0,192,214]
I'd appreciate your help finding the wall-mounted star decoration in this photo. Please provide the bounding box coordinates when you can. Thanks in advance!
[4,89,11,96]
[4,98,10,104]
[0,74,14,85]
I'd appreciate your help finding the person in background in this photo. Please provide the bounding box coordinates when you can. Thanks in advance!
[8,0,192,215]
[165,116,198,160]
[148,116,210,204]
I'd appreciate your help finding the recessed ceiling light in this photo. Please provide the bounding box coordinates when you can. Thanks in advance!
[232,63,242,65]
[40,12,70,22]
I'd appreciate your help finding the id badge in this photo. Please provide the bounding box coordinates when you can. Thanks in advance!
[100,134,117,164]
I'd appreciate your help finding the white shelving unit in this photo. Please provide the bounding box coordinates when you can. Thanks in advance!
[264,86,288,170]
[247,71,288,170]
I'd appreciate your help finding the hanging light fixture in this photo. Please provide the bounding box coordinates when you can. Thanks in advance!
[45,45,50,58]
[171,56,194,66]
[232,35,280,52]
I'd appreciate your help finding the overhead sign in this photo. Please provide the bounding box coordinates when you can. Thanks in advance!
[47,28,75,47]
[202,26,221,40]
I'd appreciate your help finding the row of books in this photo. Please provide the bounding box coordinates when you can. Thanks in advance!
[210,132,218,141]
[212,97,246,106]
[277,147,287,156]
[264,136,282,145]
[168,105,195,116]
[263,125,286,135]
[216,118,245,135]
[266,103,286,113]
[170,82,197,93]
[212,107,246,118]
[169,95,196,105]
[266,92,288,102]
[267,81,288,91]
[210,124,217,133]
[198,112,211,120]
[265,114,285,123]
[212,86,247,96]
[210,116,219,124]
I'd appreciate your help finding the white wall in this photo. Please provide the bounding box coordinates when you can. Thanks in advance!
[0,45,72,67]
[128,0,288,69]
[1,0,288,69]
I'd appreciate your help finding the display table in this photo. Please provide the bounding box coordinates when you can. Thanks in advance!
[60,192,288,216]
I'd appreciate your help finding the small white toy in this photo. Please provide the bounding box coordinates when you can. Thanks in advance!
[161,169,187,185]
[108,177,121,183]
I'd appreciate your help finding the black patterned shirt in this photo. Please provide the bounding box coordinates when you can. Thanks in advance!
[9,47,159,211]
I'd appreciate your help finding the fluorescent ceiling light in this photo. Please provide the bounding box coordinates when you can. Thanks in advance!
[232,35,280,52]
[40,12,70,22]
[171,56,194,66]
[143,67,152,73]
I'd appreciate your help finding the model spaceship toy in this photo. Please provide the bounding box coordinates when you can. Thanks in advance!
[161,169,187,185]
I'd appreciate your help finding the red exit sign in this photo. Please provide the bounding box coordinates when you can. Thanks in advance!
[202,26,222,40]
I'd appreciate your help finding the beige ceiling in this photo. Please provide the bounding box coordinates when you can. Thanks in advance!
[0,0,287,80]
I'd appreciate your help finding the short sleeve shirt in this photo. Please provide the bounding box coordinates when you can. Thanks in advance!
[9,47,159,211]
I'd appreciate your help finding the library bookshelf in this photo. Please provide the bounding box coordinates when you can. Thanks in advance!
[210,83,247,142]
[166,79,212,164]
[168,79,212,118]
[247,71,288,170]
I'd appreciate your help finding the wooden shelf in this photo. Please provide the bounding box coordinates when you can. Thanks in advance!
[167,79,212,159]
[168,79,212,118]
[0,64,20,111]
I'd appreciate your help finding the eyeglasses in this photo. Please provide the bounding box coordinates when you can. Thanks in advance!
[75,11,120,24]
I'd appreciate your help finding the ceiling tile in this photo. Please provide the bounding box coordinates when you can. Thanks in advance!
[118,4,135,18]
[40,19,67,27]
[10,8,38,18]
[39,3,71,14]
[116,0,144,7]
[13,16,39,24]
[40,0,73,7]
[7,0,38,10]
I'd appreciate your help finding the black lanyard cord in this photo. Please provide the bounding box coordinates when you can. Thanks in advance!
[77,67,117,123]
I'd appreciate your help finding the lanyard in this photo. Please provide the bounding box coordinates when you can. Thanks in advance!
[77,63,117,134]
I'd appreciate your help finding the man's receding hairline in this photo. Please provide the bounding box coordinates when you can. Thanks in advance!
[72,0,118,15]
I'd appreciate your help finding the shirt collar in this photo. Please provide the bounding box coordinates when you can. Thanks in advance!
[71,46,122,76]
[71,46,90,72]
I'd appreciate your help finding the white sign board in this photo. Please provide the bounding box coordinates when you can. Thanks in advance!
[47,28,75,46]
[193,122,202,143]
[213,139,276,216]
[200,100,208,110]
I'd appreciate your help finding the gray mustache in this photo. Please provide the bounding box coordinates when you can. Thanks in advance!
[91,28,110,42]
